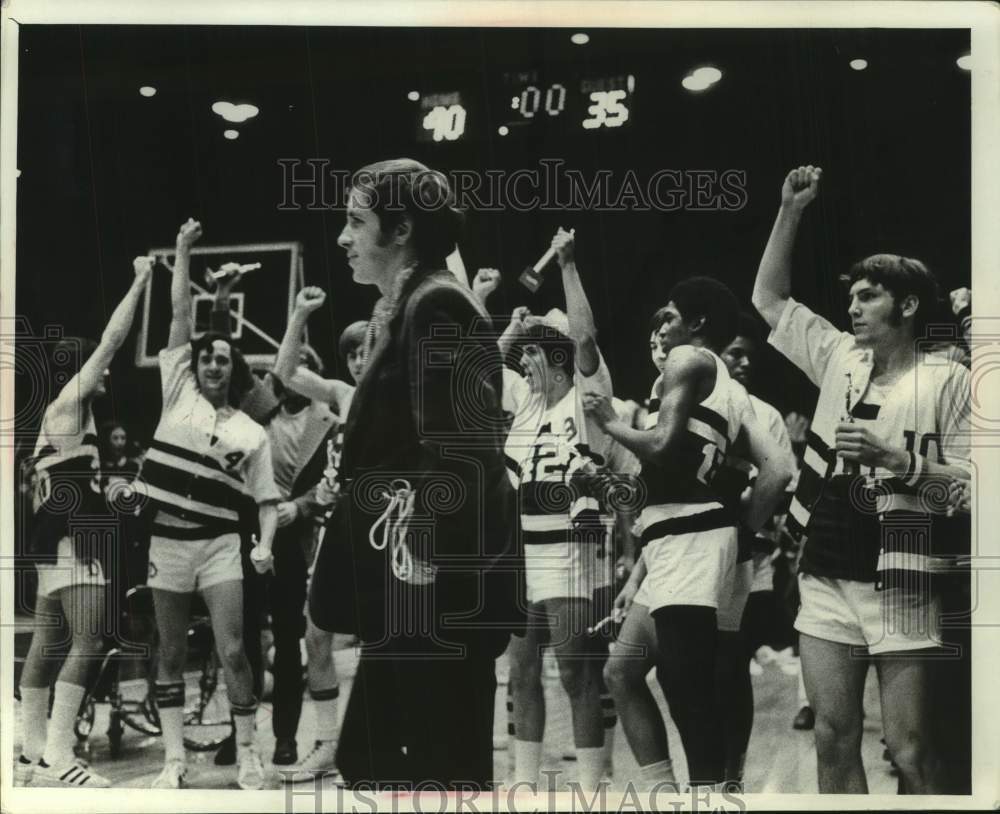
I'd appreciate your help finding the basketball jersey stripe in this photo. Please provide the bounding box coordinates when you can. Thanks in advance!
[690,404,729,441]
[141,458,247,513]
[640,507,736,546]
[149,439,245,484]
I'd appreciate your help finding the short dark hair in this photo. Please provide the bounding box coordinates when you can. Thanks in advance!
[338,320,369,361]
[189,332,254,408]
[666,276,741,352]
[522,323,576,379]
[840,254,943,340]
[351,158,465,269]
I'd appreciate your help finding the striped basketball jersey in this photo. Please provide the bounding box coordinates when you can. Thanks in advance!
[143,344,281,540]
[768,297,970,589]
[505,359,615,548]
[27,401,104,560]
[637,349,751,547]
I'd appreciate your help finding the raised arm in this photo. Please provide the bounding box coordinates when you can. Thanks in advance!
[273,286,353,411]
[167,218,202,350]
[752,166,822,329]
[56,256,153,407]
[553,228,600,376]
[583,345,710,462]
[498,306,531,361]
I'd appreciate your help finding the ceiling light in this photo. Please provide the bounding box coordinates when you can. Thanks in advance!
[849,59,868,71]
[571,33,590,46]
[957,54,971,71]
[407,91,420,101]
[211,101,260,123]
[223,129,239,140]
[139,86,157,97]
[498,125,509,136]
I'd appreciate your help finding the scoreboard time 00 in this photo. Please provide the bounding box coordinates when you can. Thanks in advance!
[416,71,636,143]
[503,71,635,131]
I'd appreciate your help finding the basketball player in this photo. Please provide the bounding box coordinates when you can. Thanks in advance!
[143,219,281,790]
[583,276,792,790]
[17,257,152,788]
[502,228,633,793]
[752,166,970,793]
[307,159,517,789]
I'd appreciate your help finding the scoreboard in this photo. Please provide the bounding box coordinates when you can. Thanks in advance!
[415,69,636,143]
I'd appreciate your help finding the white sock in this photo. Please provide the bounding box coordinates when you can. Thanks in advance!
[159,705,186,764]
[310,688,340,742]
[19,686,50,762]
[154,680,187,765]
[576,746,605,792]
[42,681,85,767]
[233,712,257,755]
[638,758,677,789]
[513,739,543,787]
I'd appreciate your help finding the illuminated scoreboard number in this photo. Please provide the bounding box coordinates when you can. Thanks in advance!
[418,92,467,143]
[580,75,635,130]
[511,83,568,119]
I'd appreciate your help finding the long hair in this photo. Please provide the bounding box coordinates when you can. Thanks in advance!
[840,254,944,341]
[189,332,254,408]
[350,158,465,269]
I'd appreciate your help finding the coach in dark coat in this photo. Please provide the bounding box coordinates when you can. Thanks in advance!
[308,159,521,789]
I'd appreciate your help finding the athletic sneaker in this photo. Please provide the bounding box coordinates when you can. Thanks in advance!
[237,745,267,790]
[33,758,111,788]
[151,759,187,789]
[14,755,36,786]
[280,740,339,784]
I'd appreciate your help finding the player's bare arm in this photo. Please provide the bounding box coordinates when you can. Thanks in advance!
[752,165,822,329]
[554,227,600,376]
[166,218,202,350]
[273,286,353,411]
[583,344,712,462]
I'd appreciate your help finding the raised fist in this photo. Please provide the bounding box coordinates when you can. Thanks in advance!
[295,286,327,314]
[949,287,971,316]
[781,166,822,211]
[551,227,576,267]
[133,255,155,283]
[207,262,244,296]
[510,305,532,329]
[473,268,501,302]
[176,218,202,249]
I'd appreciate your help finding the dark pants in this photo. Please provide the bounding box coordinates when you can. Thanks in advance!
[652,604,725,786]
[268,518,311,740]
[741,590,777,659]
[239,536,265,700]
[337,640,497,789]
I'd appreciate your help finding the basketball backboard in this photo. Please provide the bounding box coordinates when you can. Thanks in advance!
[134,242,304,369]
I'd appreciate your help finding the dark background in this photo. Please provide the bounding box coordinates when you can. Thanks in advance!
[14,25,971,448]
